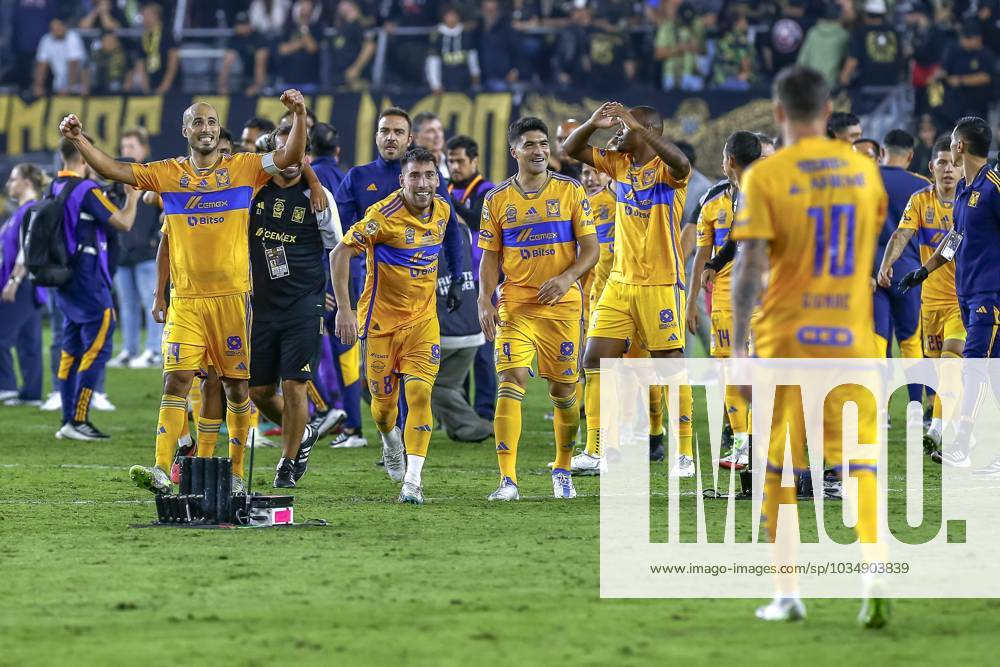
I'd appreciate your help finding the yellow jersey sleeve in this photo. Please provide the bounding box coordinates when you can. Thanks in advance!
[696,203,715,248]
[130,160,172,192]
[343,211,386,254]
[657,158,690,190]
[732,166,775,242]
[898,191,921,232]
[573,186,596,238]
[230,151,277,190]
[478,192,502,252]
[591,147,627,180]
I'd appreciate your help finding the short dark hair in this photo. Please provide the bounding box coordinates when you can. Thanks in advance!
[724,131,762,168]
[953,116,992,158]
[882,128,915,154]
[853,137,881,155]
[243,116,276,133]
[826,111,861,138]
[931,136,952,156]
[446,134,478,159]
[675,140,696,168]
[508,117,548,146]
[275,124,312,154]
[753,132,776,148]
[400,146,438,169]
[280,108,318,126]
[630,105,664,134]
[310,122,339,157]
[774,66,830,123]
[219,127,234,146]
[412,111,439,135]
[379,107,412,134]
[59,137,81,163]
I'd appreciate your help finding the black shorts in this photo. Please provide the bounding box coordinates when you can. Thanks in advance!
[249,315,324,387]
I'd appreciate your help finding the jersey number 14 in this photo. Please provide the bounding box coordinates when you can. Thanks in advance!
[809,204,856,277]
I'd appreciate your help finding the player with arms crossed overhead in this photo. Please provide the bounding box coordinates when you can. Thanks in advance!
[730,66,889,627]
[331,147,452,505]
[562,102,694,475]
[477,117,598,501]
[59,90,310,494]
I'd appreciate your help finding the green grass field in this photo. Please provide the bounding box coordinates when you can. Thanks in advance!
[1,356,997,666]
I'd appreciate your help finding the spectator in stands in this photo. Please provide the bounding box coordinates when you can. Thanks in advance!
[109,129,162,370]
[218,11,270,95]
[241,117,276,152]
[6,0,55,90]
[426,6,480,93]
[381,0,441,85]
[77,0,128,30]
[476,0,519,91]
[328,0,377,88]
[938,21,996,123]
[904,0,955,118]
[554,5,635,90]
[275,0,322,92]
[0,164,47,407]
[910,114,938,177]
[839,0,903,113]
[133,2,180,95]
[757,0,810,78]
[509,0,566,84]
[309,123,346,194]
[250,0,291,39]
[655,1,706,91]
[32,18,86,97]
[796,2,848,88]
[711,5,756,90]
[413,112,449,179]
[87,31,133,95]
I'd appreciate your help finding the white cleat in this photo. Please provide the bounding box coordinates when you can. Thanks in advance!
[0,390,19,402]
[39,392,62,411]
[972,456,1000,478]
[90,392,116,412]
[719,434,750,470]
[127,350,157,369]
[487,477,520,501]
[932,449,971,468]
[755,596,806,622]
[670,454,696,478]
[551,469,577,499]
[381,427,406,482]
[570,451,606,476]
[922,428,941,454]
[311,408,347,437]
[330,432,368,448]
[129,465,172,494]
[107,350,131,368]
[398,481,424,505]
[231,474,246,494]
[249,426,277,448]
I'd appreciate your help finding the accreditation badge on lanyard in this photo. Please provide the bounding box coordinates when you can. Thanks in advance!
[940,228,963,261]
[264,243,290,279]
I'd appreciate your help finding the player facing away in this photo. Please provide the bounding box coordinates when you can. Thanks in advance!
[59,90,310,494]
[477,117,599,501]
[878,137,963,452]
[331,147,451,505]
[730,66,889,627]
[562,102,695,476]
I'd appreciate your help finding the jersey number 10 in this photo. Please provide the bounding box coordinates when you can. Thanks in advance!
[809,204,857,277]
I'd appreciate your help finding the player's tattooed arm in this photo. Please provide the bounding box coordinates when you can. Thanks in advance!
[562,102,617,167]
[731,239,768,355]
[876,228,916,288]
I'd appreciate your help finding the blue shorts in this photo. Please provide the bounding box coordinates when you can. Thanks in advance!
[959,294,1000,358]
[873,282,921,350]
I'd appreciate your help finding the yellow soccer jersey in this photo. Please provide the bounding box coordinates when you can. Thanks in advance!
[131,152,277,297]
[732,136,887,358]
[591,147,688,286]
[588,186,617,304]
[479,172,595,317]
[898,186,958,309]
[343,190,450,337]
[696,186,735,311]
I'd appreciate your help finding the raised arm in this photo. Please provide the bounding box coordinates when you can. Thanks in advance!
[272,89,308,170]
[561,102,617,167]
[609,102,690,180]
[58,114,137,185]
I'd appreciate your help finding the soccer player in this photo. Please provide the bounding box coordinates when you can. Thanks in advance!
[686,131,762,469]
[731,65,888,627]
[562,102,694,476]
[580,163,615,318]
[478,117,598,500]
[878,136,962,451]
[247,124,340,488]
[827,111,862,143]
[59,89,310,494]
[51,138,140,440]
[331,147,451,505]
[852,138,881,162]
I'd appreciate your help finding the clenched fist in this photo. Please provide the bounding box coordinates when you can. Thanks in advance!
[59,114,84,139]
[280,89,306,115]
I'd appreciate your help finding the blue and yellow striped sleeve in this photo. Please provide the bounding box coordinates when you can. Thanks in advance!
[82,187,119,227]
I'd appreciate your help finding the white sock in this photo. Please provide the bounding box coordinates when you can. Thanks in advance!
[404,454,425,486]
[177,433,193,448]
[930,417,943,433]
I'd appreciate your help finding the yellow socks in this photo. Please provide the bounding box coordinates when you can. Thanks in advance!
[188,378,202,424]
[495,381,525,483]
[227,397,252,480]
[663,385,694,457]
[725,385,749,435]
[649,386,664,435]
[760,471,798,542]
[584,369,601,457]
[196,417,223,457]
[154,394,188,472]
[403,378,433,458]
[551,392,579,472]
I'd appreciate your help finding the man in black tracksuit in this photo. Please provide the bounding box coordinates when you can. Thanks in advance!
[248,126,339,488]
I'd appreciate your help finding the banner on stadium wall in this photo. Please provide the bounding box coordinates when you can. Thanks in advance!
[0,91,775,182]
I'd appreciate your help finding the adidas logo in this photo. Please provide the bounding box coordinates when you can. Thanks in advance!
[496,441,510,452]
[372,323,381,331]
[413,424,432,432]
[230,437,240,445]
[668,333,679,341]
[157,426,166,434]
[367,183,378,191]
[563,368,575,375]
[301,364,311,372]
[978,306,988,314]
[526,206,538,216]
[236,362,247,371]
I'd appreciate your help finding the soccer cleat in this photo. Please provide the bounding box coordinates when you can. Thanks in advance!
[264,425,283,436]
[330,431,368,449]
[398,481,424,505]
[487,477,520,501]
[231,474,246,494]
[923,428,942,455]
[293,425,319,482]
[39,392,62,411]
[249,426,276,448]
[931,449,971,467]
[381,427,406,482]
[858,579,890,629]
[0,390,18,402]
[274,458,296,488]
[310,408,347,437]
[129,465,171,494]
[56,421,110,441]
[570,450,606,476]
[90,392,116,412]
[552,469,577,499]
[720,434,750,470]
[649,430,665,461]
[3,397,42,407]
[169,434,196,484]
[972,456,1000,478]
[755,596,806,621]
[670,454,696,478]
[128,349,157,369]
[107,350,131,368]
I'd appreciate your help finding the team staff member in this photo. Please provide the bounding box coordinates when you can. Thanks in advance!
[248,125,340,488]
[53,138,140,441]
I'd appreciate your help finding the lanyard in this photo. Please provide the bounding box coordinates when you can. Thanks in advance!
[448,174,484,205]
